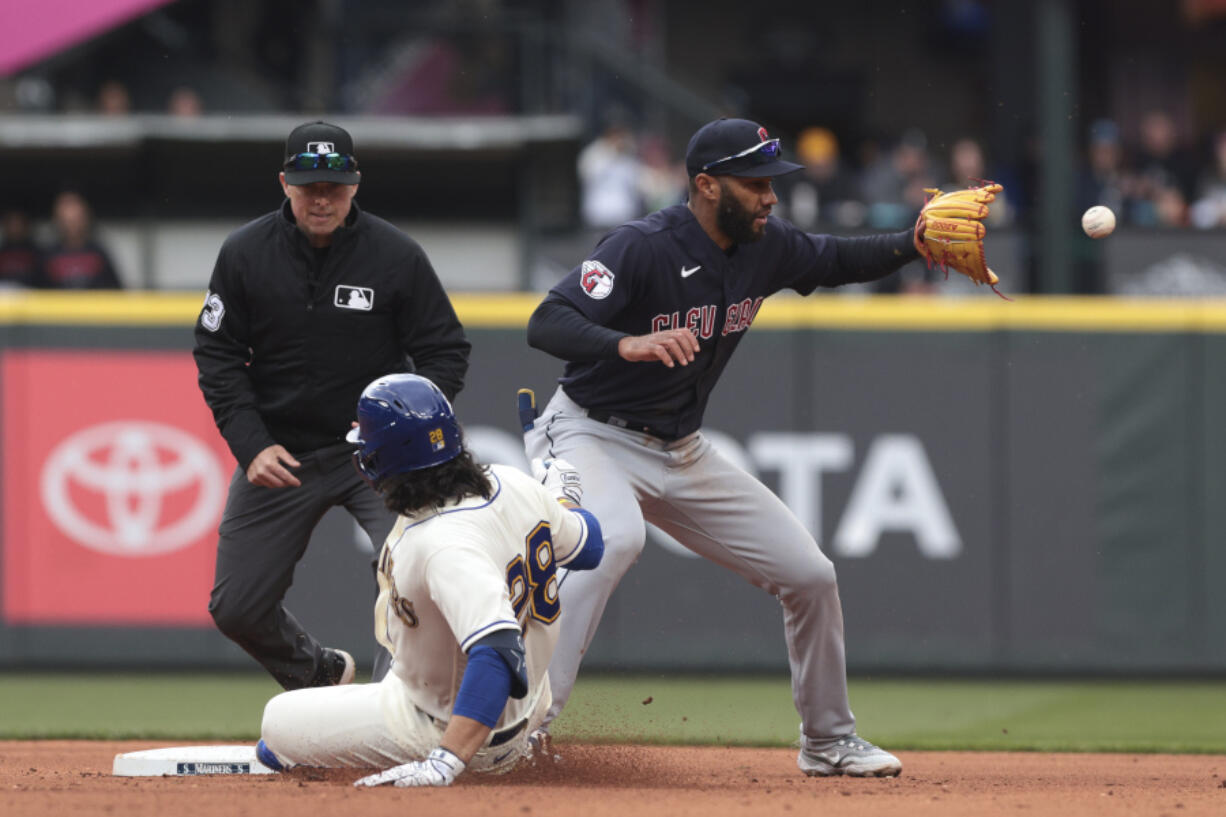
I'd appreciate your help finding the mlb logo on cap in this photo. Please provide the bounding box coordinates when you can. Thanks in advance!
[283,121,360,185]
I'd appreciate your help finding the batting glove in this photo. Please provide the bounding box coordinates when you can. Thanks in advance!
[353,747,465,788]
[531,457,583,505]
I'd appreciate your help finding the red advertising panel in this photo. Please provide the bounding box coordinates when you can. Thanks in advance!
[2,350,231,626]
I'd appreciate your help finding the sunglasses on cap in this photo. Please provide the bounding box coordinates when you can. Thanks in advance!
[700,138,782,173]
[284,152,359,172]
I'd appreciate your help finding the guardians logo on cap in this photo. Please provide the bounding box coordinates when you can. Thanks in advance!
[283,121,360,185]
[684,118,804,178]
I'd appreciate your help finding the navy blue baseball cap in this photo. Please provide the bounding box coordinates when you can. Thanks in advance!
[283,121,360,185]
[685,118,804,178]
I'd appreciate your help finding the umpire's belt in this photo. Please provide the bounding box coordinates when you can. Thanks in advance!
[425,712,527,747]
[586,409,678,441]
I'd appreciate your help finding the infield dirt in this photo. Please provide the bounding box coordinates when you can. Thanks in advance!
[2,740,1223,817]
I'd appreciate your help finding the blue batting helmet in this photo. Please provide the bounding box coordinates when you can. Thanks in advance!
[346,373,462,482]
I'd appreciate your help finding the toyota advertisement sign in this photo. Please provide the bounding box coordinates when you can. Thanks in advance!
[0,300,1223,674]
[2,350,229,626]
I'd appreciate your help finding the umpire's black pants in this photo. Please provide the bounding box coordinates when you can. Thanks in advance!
[208,442,397,690]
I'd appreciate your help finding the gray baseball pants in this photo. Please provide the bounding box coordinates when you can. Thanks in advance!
[208,441,396,690]
[526,387,856,743]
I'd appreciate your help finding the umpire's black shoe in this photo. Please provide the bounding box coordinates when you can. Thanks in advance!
[315,648,356,686]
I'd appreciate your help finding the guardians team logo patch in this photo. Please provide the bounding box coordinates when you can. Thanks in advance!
[580,260,614,300]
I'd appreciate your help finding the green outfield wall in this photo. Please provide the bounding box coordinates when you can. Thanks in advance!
[0,292,1222,675]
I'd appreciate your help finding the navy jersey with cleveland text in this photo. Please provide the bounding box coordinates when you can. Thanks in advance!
[545,203,873,438]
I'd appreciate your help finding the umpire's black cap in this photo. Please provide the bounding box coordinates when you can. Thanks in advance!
[283,121,360,185]
[685,118,804,178]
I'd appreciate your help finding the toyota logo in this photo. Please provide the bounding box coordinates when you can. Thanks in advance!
[39,421,227,557]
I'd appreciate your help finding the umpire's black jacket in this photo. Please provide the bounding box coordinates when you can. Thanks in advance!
[193,200,470,471]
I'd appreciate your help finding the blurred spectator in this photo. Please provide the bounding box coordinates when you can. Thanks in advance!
[1136,110,1197,198]
[775,127,862,230]
[37,192,122,290]
[1130,110,1193,227]
[167,86,205,117]
[14,76,55,112]
[859,127,937,229]
[1072,119,1136,294]
[933,136,1012,227]
[1149,185,1189,227]
[864,129,941,295]
[0,207,42,288]
[1190,130,1226,229]
[1076,119,1132,220]
[578,121,645,229]
[945,137,986,188]
[637,134,687,213]
[96,79,132,116]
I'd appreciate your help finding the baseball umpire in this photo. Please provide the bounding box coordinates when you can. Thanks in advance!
[193,121,471,690]
[524,118,1005,777]
[256,374,603,785]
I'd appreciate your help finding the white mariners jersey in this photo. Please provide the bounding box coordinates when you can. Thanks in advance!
[374,464,595,730]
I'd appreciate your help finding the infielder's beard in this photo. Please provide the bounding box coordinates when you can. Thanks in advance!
[716,187,767,245]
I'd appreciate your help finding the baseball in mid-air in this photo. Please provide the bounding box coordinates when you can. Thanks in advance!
[1081,205,1116,238]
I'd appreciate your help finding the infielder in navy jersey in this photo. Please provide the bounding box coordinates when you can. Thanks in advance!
[525,118,931,778]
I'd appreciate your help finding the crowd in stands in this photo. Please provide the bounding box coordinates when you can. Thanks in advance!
[572,109,1226,296]
[5,76,1226,296]
[577,109,1226,236]
[0,77,208,291]
[1076,111,1226,231]
[0,192,122,290]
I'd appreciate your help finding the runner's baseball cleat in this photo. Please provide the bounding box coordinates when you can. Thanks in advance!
[255,739,284,771]
[797,736,901,777]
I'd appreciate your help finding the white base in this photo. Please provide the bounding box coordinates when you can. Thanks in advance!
[112,745,276,777]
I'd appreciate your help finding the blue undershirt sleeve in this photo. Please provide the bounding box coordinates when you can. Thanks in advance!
[565,507,604,571]
[451,645,512,728]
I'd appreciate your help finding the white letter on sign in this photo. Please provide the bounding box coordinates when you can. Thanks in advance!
[833,434,961,559]
[749,433,853,540]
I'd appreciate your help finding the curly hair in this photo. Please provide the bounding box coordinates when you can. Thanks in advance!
[376,448,493,515]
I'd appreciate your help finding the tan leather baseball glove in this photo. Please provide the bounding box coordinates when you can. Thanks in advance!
[913,181,1007,298]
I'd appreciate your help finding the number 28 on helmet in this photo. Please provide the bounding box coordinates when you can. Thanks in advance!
[346,374,462,484]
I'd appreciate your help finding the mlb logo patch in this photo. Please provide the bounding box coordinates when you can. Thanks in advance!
[307,141,335,154]
[428,428,445,451]
[335,285,373,311]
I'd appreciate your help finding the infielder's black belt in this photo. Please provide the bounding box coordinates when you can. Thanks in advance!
[585,409,679,441]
